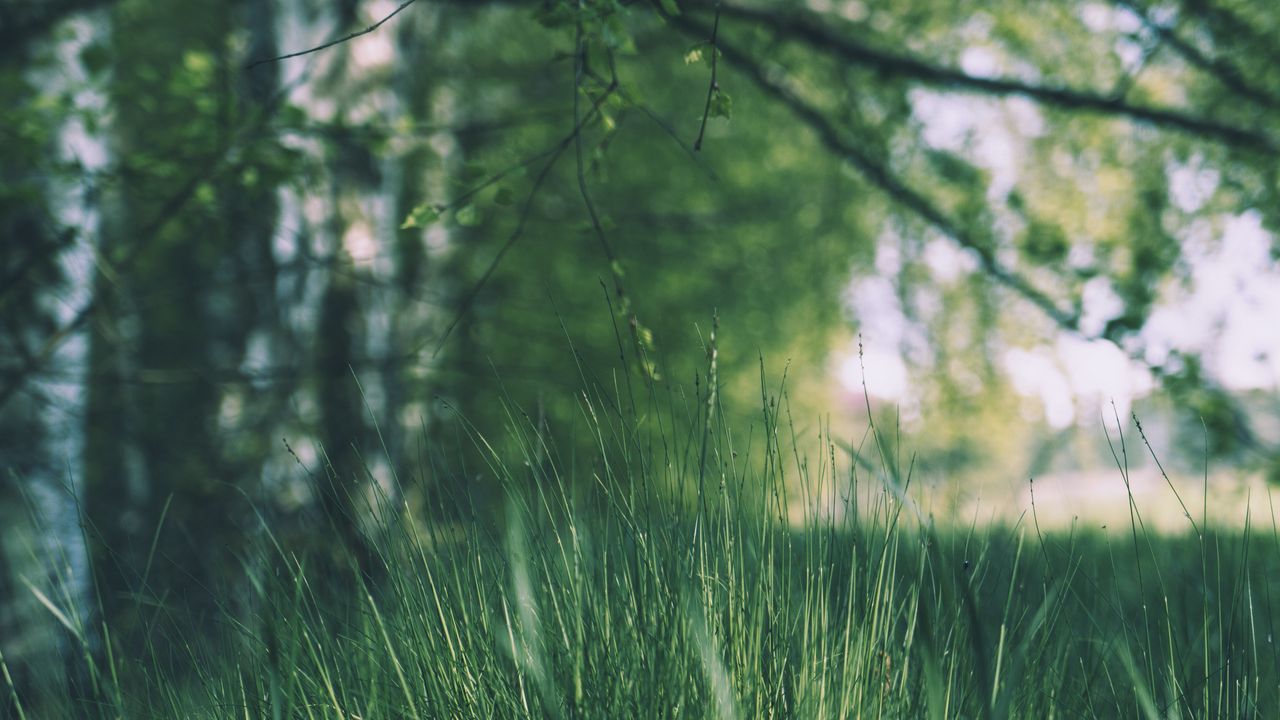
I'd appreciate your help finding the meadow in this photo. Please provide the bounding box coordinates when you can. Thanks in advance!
[5,374,1277,720]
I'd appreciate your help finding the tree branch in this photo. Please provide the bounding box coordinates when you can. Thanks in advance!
[246,0,418,69]
[674,10,1274,459]
[696,1,1279,154]
[410,87,618,359]
[692,1,721,151]
[1116,0,1280,109]
[671,14,1081,332]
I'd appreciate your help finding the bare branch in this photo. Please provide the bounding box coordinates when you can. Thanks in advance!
[573,19,621,272]
[426,140,569,359]
[692,1,722,151]
[412,87,619,359]
[246,0,418,70]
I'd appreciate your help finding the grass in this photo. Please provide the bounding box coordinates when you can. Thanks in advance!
[4,363,1279,719]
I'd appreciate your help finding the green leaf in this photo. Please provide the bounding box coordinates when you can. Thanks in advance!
[709,90,732,120]
[277,104,308,130]
[80,43,111,76]
[400,203,440,230]
[925,149,982,186]
[1020,220,1069,265]
[494,187,516,206]
[195,182,216,207]
[601,15,637,53]
[659,0,681,17]
[455,204,481,227]
[685,45,718,67]
[182,51,215,79]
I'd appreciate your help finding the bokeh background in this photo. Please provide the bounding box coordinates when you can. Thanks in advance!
[3,0,1280,701]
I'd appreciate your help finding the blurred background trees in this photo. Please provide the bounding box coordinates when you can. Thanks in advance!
[3,0,1279,705]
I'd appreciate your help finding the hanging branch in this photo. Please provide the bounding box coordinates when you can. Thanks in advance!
[676,19,1082,331]
[694,1,1279,154]
[573,20,622,281]
[246,0,418,69]
[692,1,722,151]
[671,8,1274,458]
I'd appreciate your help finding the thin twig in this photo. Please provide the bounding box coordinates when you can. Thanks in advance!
[583,65,718,179]
[574,21,621,268]
[693,1,722,151]
[428,146,566,359]
[246,0,418,70]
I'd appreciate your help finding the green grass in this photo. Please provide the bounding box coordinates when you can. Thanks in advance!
[5,371,1279,719]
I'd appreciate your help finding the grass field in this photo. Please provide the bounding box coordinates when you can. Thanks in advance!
[5,374,1279,719]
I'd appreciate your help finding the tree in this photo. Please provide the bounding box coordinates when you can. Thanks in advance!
[0,9,99,706]
[79,0,292,648]
[389,0,1279,478]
